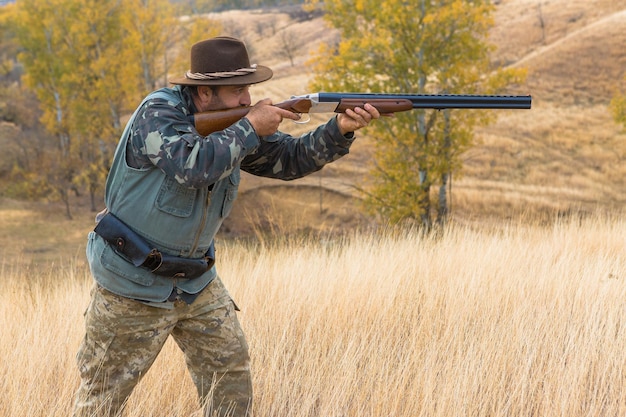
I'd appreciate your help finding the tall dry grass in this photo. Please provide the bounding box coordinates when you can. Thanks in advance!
[1,215,625,416]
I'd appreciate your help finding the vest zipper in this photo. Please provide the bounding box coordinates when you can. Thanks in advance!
[188,188,211,256]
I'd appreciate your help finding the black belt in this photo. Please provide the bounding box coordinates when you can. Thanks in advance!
[94,212,214,279]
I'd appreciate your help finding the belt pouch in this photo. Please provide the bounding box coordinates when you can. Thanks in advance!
[94,213,154,267]
[153,241,215,278]
[154,254,210,278]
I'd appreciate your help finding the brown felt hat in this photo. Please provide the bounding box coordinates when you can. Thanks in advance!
[169,37,273,86]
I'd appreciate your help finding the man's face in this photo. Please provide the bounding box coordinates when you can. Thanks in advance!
[202,85,252,112]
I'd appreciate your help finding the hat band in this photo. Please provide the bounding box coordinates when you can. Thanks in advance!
[185,64,258,80]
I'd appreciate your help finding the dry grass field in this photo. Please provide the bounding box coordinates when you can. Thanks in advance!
[1,213,625,416]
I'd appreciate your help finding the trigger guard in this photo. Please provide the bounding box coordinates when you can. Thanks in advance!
[293,113,311,124]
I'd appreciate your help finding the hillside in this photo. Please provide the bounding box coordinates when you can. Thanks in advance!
[206,0,626,234]
[1,1,625,242]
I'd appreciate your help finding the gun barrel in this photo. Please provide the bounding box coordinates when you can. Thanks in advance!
[317,93,532,110]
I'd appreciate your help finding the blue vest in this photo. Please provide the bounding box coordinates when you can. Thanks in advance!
[86,88,238,302]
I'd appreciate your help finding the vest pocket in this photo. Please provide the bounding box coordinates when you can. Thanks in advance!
[155,176,197,217]
[100,240,156,286]
[221,169,240,217]
[88,232,156,290]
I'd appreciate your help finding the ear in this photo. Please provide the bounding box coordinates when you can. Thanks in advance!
[198,85,213,100]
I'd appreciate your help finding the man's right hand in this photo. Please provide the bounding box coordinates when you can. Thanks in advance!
[245,98,301,136]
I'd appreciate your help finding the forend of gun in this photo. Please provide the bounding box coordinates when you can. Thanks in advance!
[190,92,532,136]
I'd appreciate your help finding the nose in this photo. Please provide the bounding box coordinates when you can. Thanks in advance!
[240,88,251,106]
[239,90,252,107]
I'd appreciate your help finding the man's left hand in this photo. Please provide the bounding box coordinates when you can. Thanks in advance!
[337,103,381,136]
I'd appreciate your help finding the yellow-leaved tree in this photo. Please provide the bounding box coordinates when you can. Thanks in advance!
[9,0,216,217]
[306,0,526,228]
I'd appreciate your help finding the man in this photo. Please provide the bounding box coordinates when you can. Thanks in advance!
[73,36,380,417]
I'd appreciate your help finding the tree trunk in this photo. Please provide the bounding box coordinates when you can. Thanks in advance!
[58,187,73,220]
[418,169,431,229]
[437,174,448,227]
[437,110,452,227]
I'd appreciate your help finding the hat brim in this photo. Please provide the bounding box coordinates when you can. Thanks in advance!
[169,65,273,86]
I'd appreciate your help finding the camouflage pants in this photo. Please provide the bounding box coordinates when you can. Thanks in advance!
[73,277,252,417]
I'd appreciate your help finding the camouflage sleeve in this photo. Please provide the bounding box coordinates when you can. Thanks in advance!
[240,115,355,180]
[127,97,260,188]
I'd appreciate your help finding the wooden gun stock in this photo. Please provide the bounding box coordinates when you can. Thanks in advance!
[191,106,251,136]
[191,98,312,136]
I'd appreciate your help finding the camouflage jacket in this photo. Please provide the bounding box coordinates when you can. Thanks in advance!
[88,85,356,304]
[126,85,355,184]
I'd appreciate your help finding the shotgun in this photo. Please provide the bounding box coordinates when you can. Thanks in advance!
[190,92,532,136]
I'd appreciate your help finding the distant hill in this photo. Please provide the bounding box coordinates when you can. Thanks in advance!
[205,0,626,235]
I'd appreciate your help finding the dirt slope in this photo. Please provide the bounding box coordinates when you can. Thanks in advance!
[209,1,626,234]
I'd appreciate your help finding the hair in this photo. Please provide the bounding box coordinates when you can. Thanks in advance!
[188,85,220,98]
